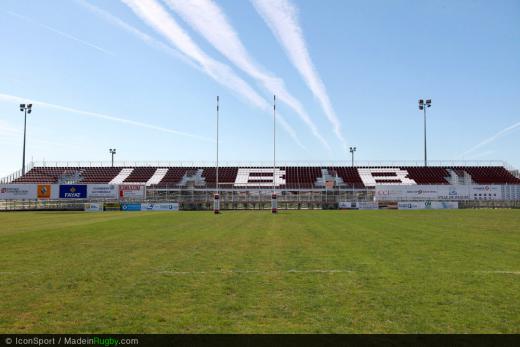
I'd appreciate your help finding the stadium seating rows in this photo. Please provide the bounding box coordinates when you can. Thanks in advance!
[12,166,520,188]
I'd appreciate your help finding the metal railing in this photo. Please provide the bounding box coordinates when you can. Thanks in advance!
[18,159,514,168]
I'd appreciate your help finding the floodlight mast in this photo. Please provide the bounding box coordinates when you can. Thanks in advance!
[349,146,357,167]
[109,148,117,167]
[418,99,432,167]
[19,104,32,175]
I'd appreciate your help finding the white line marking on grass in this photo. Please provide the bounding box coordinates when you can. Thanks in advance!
[155,269,355,275]
[476,271,520,275]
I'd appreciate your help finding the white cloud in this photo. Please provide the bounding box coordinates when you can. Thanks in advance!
[0,92,212,142]
[164,0,329,149]
[6,10,114,56]
[252,0,346,147]
[119,0,304,149]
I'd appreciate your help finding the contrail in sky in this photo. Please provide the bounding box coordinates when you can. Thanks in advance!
[120,0,305,149]
[6,10,114,56]
[165,0,330,150]
[0,92,213,142]
[252,0,346,147]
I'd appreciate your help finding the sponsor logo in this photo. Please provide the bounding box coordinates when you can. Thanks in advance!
[59,185,87,199]
[37,184,51,199]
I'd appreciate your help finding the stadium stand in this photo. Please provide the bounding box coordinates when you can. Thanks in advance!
[11,166,520,188]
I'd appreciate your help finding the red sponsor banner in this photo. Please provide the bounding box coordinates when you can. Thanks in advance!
[119,185,145,199]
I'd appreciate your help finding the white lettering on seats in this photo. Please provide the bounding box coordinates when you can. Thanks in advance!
[358,168,416,187]
[234,168,286,187]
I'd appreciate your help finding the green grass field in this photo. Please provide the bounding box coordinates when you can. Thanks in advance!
[0,210,519,333]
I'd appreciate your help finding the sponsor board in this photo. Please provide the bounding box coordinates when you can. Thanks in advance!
[103,202,121,211]
[338,201,352,209]
[141,203,179,211]
[59,185,87,199]
[87,185,118,199]
[358,202,379,210]
[37,184,52,199]
[398,201,459,210]
[470,185,502,201]
[0,184,37,200]
[376,185,503,201]
[338,202,358,209]
[84,203,103,212]
[119,185,145,199]
[120,203,142,211]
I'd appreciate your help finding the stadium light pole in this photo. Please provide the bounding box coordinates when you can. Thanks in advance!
[214,96,220,214]
[272,94,277,214]
[418,99,432,167]
[349,146,357,167]
[19,104,32,175]
[109,148,116,167]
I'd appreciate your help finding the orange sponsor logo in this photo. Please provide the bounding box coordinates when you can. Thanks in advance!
[37,184,51,199]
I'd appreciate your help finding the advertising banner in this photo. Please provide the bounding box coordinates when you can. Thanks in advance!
[59,185,87,199]
[103,202,121,211]
[358,202,379,210]
[376,185,469,201]
[87,185,118,199]
[140,203,179,211]
[375,185,503,201]
[84,203,103,212]
[0,184,37,200]
[119,185,145,199]
[469,185,502,200]
[120,203,142,211]
[398,201,459,210]
[338,201,354,209]
[37,184,52,199]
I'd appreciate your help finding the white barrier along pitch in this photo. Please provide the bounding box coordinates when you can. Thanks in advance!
[398,201,459,210]
[84,203,104,212]
[140,203,179,211]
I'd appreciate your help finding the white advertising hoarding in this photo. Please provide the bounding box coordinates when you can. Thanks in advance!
[140,203,179,211]
[87,185,118,199]
[0,184,37,200]
[398,201,459,210]
[376,185,503,201]
[84,203,104,212]
[358,202,379,210]
[119,185,145,199]
[338,201,353,209]
[338,202,379,210]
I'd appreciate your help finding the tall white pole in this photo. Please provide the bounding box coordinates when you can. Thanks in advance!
[214,96,220,214]
[273,94,276,193]
[272,94,277,214]
[216,95,219,194]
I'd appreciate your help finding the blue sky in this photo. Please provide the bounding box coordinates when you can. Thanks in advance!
[0,0,519,177]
